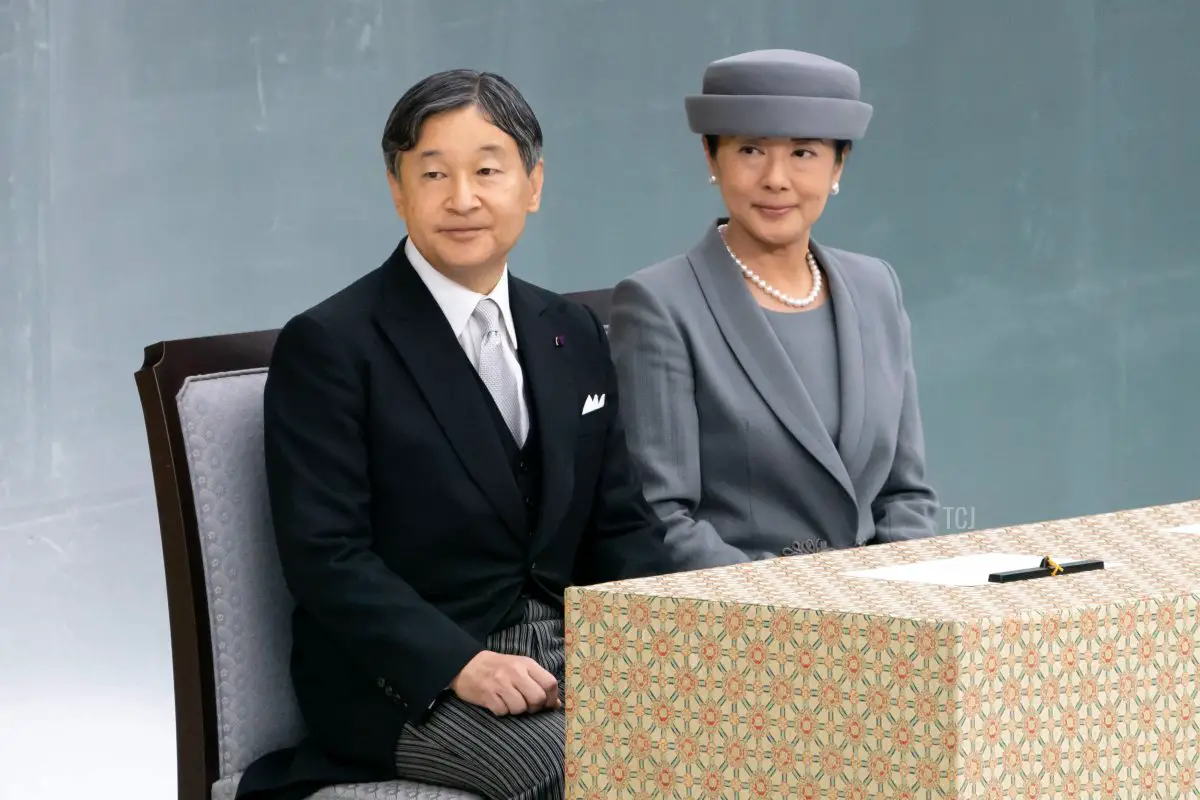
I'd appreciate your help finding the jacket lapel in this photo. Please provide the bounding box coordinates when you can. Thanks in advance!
[371,242,527,538]
[509,279,577,548]
[687,221,857,504]
[816,242,868,480]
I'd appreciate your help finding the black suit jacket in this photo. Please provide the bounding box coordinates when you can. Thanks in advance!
[236,241,672,799]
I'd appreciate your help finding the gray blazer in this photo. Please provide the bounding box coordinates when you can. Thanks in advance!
[609,221,939,571]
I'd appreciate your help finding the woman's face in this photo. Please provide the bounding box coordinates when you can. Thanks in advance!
[707,136,844,247]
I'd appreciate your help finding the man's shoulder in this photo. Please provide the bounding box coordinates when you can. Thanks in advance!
[290,266,388,331]
[511,276,606,335]
[268,263,391,371]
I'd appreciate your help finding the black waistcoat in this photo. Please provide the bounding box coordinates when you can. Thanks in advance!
[469,354,557,629]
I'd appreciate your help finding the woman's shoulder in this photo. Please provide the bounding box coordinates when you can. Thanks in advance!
[818,244,906,310]
[616,251,694,294]
[612,251,700,319]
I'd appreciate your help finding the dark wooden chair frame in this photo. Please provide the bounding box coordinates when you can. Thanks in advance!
[133,289,613,800]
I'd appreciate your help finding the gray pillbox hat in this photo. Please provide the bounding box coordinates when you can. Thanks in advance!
[685,49,873,140]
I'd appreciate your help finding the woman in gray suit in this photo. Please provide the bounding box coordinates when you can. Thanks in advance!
[609,49,939,571]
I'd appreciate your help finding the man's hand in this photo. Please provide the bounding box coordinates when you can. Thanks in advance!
[450,651,561,716]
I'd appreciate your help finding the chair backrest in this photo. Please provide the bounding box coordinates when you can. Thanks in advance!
[134,288,613,800]
[136,329,285,800]
[562,287,613,332]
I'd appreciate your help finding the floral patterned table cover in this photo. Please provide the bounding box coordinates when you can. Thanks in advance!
[565,501,1200,798]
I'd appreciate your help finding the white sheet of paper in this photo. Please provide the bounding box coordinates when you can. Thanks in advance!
[843,552,1089,587]
[1163,524,1200,535]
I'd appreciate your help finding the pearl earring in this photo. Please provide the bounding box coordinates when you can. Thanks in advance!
[709,175,717,185]
[831,181,840,196]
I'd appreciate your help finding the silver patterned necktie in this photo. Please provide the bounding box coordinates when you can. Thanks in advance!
[472,298,524,446]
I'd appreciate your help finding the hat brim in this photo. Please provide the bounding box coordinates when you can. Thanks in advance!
[685,94,872,140]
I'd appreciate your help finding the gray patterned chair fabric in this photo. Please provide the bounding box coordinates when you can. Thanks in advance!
[177,369,479,800]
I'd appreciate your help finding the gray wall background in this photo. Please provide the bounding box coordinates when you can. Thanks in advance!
[2,1,1198,796]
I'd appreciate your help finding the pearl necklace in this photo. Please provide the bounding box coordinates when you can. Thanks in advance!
[718,224,821,308]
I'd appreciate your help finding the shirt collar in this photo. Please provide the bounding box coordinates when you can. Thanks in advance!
[405,236,519,348]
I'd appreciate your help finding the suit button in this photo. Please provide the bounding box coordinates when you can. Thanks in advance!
[518,460,527,473]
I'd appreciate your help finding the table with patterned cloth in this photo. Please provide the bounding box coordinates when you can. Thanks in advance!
[564,501,1200,799]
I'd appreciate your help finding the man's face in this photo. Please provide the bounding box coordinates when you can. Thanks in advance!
[388,104,543,287]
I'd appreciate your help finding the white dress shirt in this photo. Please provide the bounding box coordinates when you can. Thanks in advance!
[405,237,530,444]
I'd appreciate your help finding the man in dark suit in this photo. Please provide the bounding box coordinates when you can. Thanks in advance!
[237,70,672,800]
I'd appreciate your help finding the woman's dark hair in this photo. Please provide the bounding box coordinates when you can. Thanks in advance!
[704,135,852,163]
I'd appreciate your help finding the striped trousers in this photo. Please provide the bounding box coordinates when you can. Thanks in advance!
[394,599,565,800]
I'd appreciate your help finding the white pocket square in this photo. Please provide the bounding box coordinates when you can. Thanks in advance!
[581,393,606,415]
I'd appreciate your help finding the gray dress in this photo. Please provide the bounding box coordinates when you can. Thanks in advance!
[764,302,841,444]
[607,221,939,571]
